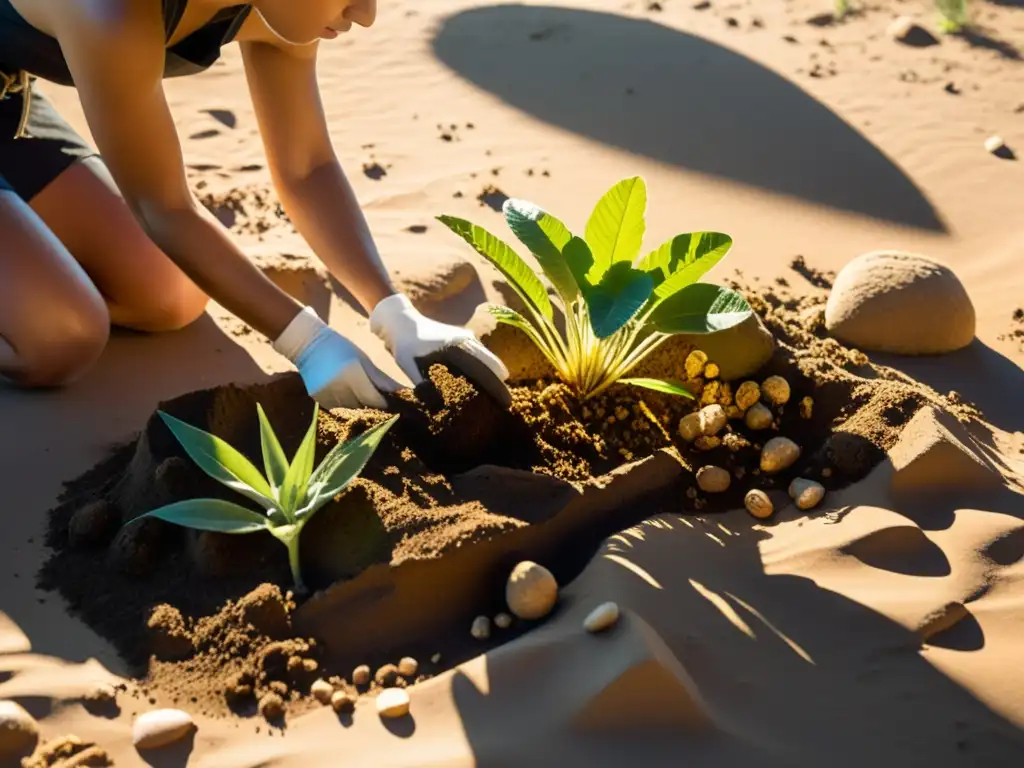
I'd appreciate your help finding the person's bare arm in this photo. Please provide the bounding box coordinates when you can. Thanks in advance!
[240,37,396,314]
[51,2,301,338]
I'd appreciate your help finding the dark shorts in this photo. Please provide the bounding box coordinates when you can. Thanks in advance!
[0,76,96,201]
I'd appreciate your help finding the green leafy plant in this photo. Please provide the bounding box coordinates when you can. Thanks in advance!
[438,176,752,401]
[126,405,398,591]
[935,0,968,33]
[835,0,851,20]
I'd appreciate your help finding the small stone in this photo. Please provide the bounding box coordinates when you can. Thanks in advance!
[505,561,558,620]
[799,396,814,419]
[430,653,441,664]
[678,412,702,441]
[745,402,774,430]
[698,404,727,436]
[258,692,285,721]
[0,700,39,759]
[761,376,791,406]
[694,435,722,451]
[735,381,761,411]
[330,690,356,713]
[684,349,708,379]
[725,404,744,420]
[704,362,720,380]
[789,478,826,510]
[744,489,774,519]
[722,432,751,452]
[132,708,195,750]
[471,615,492,640]
[761,437,801,473]
[84,682,117,703]
[398,657,418,677]
[887,16,939,46]
[821,467,833,478]
[583,602,620,633]
[310,679,334,705]
[376,688,410,718]
[984,135,1014,159]
[352,664,371,686]
[493,612,513,629]
[375,664,400,687]
[700,380,721,406]
[696,465,731,493]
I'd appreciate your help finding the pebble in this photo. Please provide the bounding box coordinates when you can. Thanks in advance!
[310,679,334,705]
[745,402,774,430]
[352,664,371,686]
[258,692,285,721]
[761,376,790,406]
[132,708,195,750]
[494,612,513,629]
[735,381,761,410]
[376,688,410,718]
[583,602,620,633]
[887,16,938,46]
[331,690,357,713]
[430,653,441,664]
[985,135,1013,158]
[698,404,727,436]
[789,478,826,510]
[760,437,801,473]
[725,404,744,420]
[799,396,814,419]
[506,561,558,620]
[684,350,708,379]
[678,412,702,441]
[375,664,400,687]
[744,489,774,519]
[471,615,492,640]
[398,657,419,677]
[696,465,731,493]
[0,700,39,758]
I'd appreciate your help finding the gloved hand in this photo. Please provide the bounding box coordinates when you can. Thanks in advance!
[272,306,401,410]
[369,293,511,406]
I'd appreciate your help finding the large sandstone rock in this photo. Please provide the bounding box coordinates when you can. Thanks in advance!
[825,251,975,355]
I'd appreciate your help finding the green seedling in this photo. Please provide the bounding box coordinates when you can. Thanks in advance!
[127,404,398,591]
[835,0,851,20]
[935,0,968,33]
[438,176,752,401]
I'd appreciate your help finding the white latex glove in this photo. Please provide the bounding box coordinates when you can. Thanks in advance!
[272,306,400,410]
[369,293,511,405]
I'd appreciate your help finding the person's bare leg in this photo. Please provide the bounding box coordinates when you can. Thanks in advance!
[29,157,209,332]
[0,189,110,385]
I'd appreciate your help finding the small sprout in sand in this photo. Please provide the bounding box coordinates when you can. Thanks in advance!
[494,612,513,630]
[376,688,411,719]
[678,412,702,441]
[352,665,371,687]
[761,375,791,406]
[685,350,709,380]
[125,405,399,592]
[471,616,492,640]
[398,657,419,678]
[799,396,814,420]
[761,437,801,474]
[698,404,727,437]
[735,381,760,411]
[583,602,620,633]
[439,176,751,401]
[696,465,731,493]
[331,690,357,714]
[935,0,969,33]
[744,489,774,519]
[789,478,826,510]
[745,402,774,431]
[506,561,559,620]
[310,679,334,705]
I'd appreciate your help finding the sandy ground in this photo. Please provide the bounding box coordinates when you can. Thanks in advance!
[2,0,1024,765]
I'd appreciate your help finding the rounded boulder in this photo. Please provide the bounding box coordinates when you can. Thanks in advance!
[825,251,975,355]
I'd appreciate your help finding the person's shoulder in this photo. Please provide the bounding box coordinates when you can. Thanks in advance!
[51,0,164,43]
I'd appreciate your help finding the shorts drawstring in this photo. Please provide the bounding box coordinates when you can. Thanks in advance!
[0,70,32,139]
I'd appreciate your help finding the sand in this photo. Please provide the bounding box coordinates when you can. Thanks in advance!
[3,0,1024,765]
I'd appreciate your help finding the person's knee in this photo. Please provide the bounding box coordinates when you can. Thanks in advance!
[128,282,208,333]
[15,292,110,387]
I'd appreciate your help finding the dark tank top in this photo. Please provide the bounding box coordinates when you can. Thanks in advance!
[0,0,252,86]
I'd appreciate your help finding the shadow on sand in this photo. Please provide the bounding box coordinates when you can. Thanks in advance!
[432,5,946,232]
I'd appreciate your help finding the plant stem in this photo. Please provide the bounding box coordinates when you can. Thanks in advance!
[286,535,305,593]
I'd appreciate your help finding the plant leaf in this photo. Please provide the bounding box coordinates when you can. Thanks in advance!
[638,232,733,300]
[619,377,695,399]
[503,199,580,304]
[563,236,594,292]
[300,414,399,520]
[280,404,319,518]
[584,176,647,283]
[485,304,563,368]
[437,215,553,320]
[584,262,654,339]
[650,283,753,335]
[257,403,289,495]
[158,411,275,507]
[134,498,269,534]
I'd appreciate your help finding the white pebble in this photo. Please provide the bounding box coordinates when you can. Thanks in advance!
[744,489,774,519]
[430,653,441,664]
[698,404,727,436]
[678,412,702,442]
[376,688,410,718]
[471,615,491,640]
[352,665,371,686]
[745,402,773,430]
[696,465,731,493]
[310,679,334,705]
[761,376,791,405]
[760,437,801,473]
[505,561,558,620]
[789,478,826,510]
[0,700,38,758]
[493,612,513,629]
[398,657,418,677]
[583,602,620,633]
[985,135,1010,156]
[132,708,195,750]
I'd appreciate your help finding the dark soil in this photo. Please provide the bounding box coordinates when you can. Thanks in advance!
[37,273,971,723]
